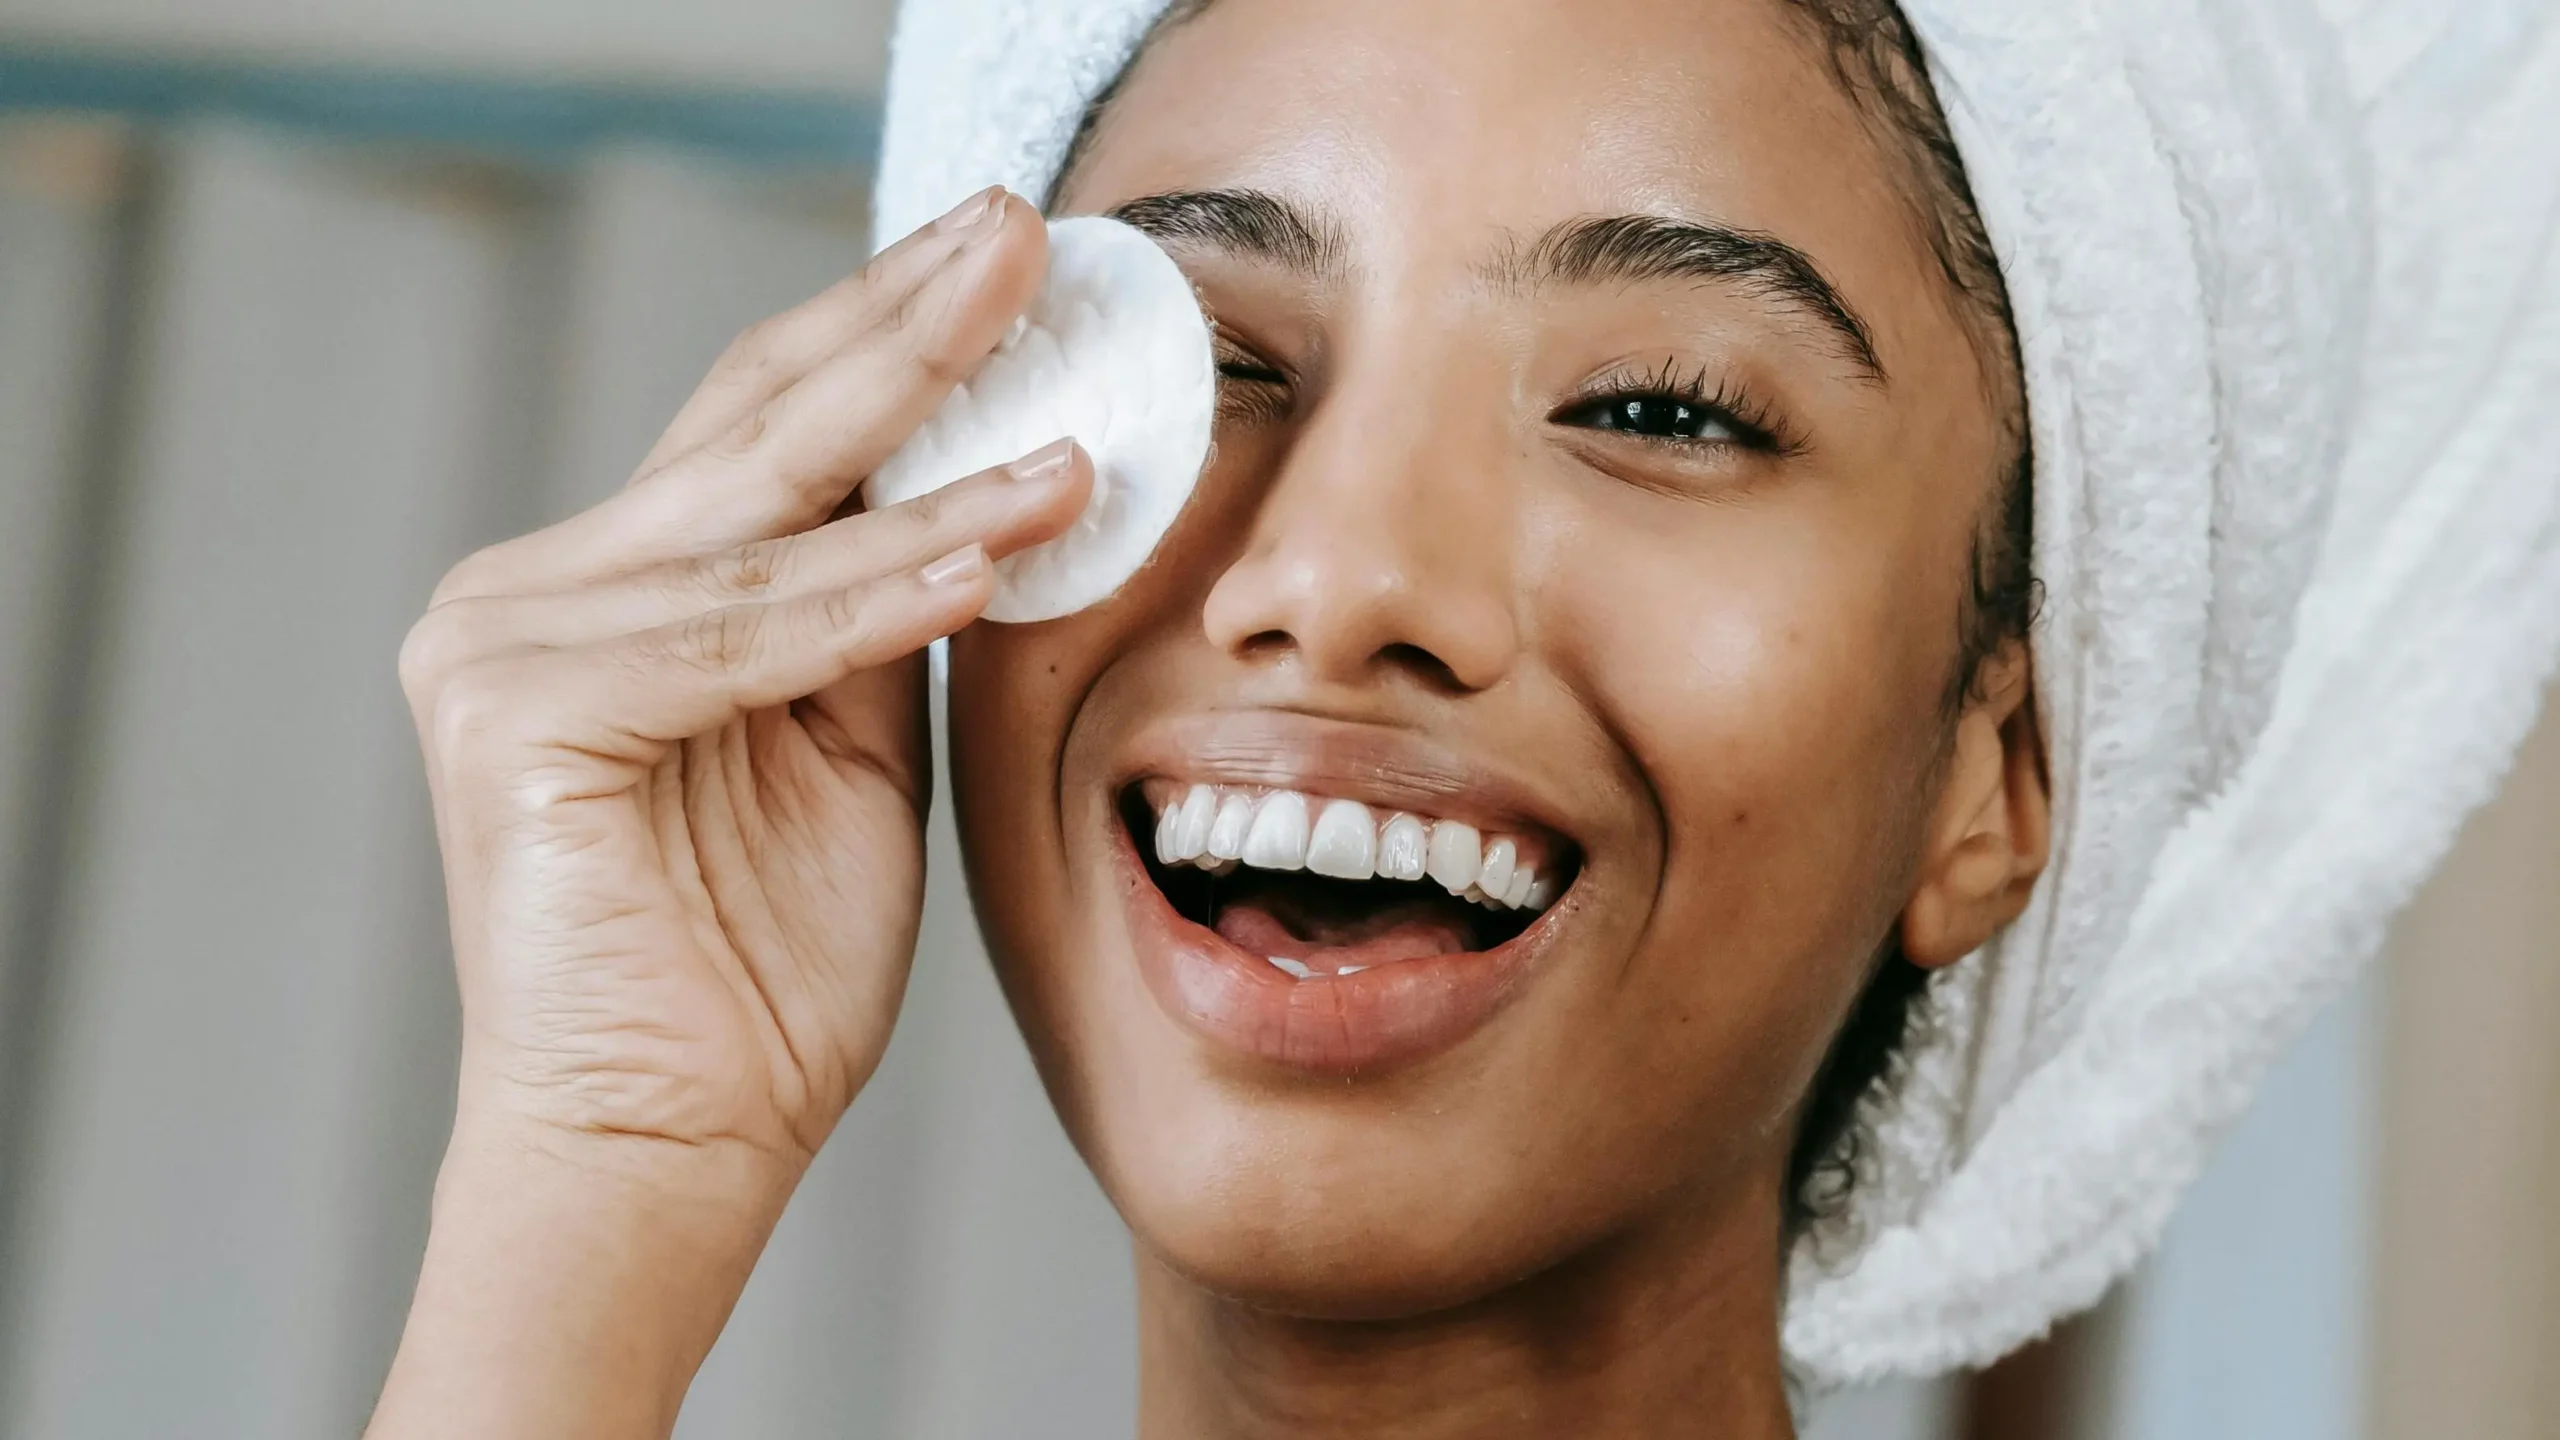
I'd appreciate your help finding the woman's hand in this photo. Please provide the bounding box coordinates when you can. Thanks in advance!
[368,188,1085,1439]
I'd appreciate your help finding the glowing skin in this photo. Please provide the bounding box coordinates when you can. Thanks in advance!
[949,0,2049,1434]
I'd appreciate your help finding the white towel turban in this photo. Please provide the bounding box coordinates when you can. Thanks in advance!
[873,0,2560,1387]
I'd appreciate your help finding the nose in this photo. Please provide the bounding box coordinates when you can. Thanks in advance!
[1199,379,1521,694]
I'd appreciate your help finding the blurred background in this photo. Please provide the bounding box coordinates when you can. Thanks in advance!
[0,3,2550,1437]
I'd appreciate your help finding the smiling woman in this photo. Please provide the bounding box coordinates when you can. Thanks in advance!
[357,0,2560,1435]
[942,2,2041,1427]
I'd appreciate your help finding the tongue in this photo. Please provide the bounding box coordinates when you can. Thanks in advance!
[1212,889,1478,974]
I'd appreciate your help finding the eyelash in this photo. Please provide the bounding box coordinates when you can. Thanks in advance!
[1213,338,1293,425]
[1551,359,1801,457]
[1210,345,1801,459]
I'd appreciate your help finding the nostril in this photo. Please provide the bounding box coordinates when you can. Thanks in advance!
[1378,642,1466,694]
[1236,629,1296,661]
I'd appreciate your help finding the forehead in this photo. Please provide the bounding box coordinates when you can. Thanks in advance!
[1061,0,1949,362]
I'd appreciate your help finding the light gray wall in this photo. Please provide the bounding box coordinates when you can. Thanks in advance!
[0,124,121,1055]
[2,123,560,1438]
[0,0,894,92]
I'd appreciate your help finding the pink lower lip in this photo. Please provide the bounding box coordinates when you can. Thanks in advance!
[1112,821,1563,1075]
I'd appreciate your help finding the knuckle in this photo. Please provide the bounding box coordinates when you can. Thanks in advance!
[894,486,946,533]
[427,657,526,766]
[399,598,504,705]
[813,583,875,639]
[876,284,924,338]
[710,539,790,598]
[675,604,766,674]
[399,612,460,704]
[666,539,788,607]
[717,315,790,374]
[708,399,776,462]
[909,338,975,391]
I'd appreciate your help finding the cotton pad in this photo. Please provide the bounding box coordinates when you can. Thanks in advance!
[865,214,1216,623]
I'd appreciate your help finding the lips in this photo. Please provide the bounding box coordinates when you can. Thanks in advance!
[1105,713,1583,1074]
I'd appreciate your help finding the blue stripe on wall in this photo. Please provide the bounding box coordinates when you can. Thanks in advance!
[0,45,877,166]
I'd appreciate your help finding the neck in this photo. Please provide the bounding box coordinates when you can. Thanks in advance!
[1135,1183,1798,1440]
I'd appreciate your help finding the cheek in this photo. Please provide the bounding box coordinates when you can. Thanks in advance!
[946,624,1105,1034]
[1540,500,1949,1064]
[949,626,1067,842]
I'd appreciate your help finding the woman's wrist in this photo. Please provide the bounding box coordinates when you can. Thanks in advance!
[366,1111,804,1440]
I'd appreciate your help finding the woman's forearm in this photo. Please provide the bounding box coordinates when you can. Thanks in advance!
[365,1116,800,1440]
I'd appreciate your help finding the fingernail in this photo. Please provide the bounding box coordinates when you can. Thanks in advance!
[932,186,1004,237]
[1009,437,1078,481]
[921,543,988,587]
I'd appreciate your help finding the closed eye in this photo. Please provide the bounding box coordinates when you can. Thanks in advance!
[1213,334,1293,425]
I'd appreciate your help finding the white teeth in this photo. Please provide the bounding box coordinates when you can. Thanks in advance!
[1377,813,1428,881]
[1267,955,1314,979]
[1339,964,1369,975]
[1240,791,1311,871]
[1306,799,1378,880]
[1502,864,1537,910]
[1147,786,1561,912]
[1427,821,1481,895]
[1205,792,1255,861]
[1476,837,1517,905]
[1172,783,1216,862]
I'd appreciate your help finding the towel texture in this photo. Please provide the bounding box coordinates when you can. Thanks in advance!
[874,0,2560,1386]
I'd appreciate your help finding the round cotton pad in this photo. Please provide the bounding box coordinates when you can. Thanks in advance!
[865,214,1216,624]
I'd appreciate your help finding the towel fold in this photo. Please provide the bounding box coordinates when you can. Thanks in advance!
[874,0,2560,1387]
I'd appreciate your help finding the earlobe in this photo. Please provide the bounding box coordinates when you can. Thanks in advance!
[1900,646,2050,970]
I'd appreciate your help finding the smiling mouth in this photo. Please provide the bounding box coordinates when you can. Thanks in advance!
[1121,780,1578,981]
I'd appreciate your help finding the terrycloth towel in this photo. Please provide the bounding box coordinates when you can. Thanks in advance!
[873,0,2560,1388]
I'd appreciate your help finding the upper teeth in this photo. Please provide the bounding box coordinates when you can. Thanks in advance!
[1150,784,1561,913]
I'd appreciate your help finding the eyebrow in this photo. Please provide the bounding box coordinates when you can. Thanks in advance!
[1105,189,1883,384]
[1107,188,1349,279]
[1499,214,1885,383]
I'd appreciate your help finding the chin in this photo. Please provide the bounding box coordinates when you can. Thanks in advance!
[1104,1101,1619,1323]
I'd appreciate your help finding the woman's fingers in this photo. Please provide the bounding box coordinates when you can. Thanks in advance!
[400,441,1090,704]
[437,191,1049,604]
[612,224,1047,556]
[430,549,994,781]
[634,187,1010,477]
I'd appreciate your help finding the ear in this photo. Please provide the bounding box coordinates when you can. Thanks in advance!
[1900,640,2050,969]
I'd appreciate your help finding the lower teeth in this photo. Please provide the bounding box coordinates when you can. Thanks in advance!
[1265,957,1375,980]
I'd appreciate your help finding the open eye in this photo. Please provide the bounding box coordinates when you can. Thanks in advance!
[1558,394,1744,443]
[1549,361,1796,456]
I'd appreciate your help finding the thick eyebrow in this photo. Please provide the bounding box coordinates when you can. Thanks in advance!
[1497,214,1886,384]
[1105,188,1348,279]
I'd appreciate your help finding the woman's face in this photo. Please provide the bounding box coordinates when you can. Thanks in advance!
[949,0,2026,1316]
